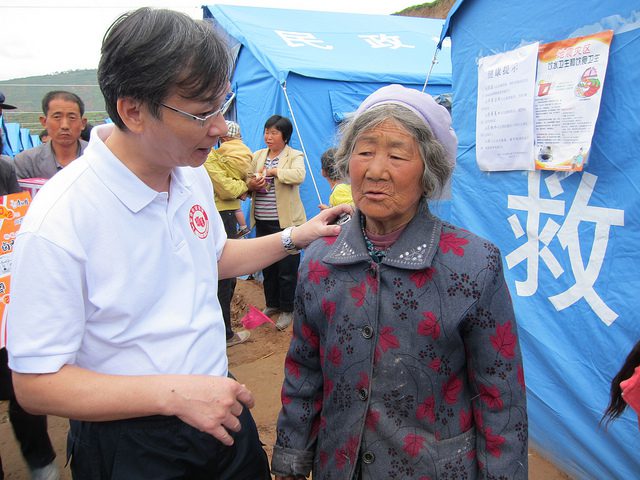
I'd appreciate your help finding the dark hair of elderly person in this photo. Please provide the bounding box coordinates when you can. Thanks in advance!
[272,84,528,480]
[320,147,339,181]
[318,146,353,211]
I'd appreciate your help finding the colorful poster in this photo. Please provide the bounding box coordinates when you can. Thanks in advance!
[535,31,613,171]
[476,42,539,171]
[0,191,31,348]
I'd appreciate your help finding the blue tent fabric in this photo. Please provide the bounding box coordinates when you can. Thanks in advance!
[19,128,33,151]
[441,1,640,478]
[203,5,452,221]
[1,116,40,157]
[207,5,452,86]
[3,123,22,157]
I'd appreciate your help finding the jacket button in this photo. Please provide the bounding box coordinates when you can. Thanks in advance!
[362,451,375,464]
[362,325,373,339]
[358,388,368,401]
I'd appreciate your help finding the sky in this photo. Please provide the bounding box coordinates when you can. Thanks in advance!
[0,0,426,82]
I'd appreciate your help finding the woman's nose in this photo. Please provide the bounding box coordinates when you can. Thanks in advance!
[366,152,388,178]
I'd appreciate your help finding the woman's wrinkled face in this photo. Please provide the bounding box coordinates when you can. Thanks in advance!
[349,119,424,234]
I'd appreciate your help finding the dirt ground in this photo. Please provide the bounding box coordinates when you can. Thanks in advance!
[0,279,572,479]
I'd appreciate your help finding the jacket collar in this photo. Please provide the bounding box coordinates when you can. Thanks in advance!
[323,198,442,270]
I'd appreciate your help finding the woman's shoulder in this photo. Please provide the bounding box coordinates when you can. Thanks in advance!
[437,220,502,263]
[301,236,335,263]
[284,145,304,158]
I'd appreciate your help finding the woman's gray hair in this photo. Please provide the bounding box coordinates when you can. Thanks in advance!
[333,104,453,199]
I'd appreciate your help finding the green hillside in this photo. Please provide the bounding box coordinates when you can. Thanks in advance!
[0,69,107,130]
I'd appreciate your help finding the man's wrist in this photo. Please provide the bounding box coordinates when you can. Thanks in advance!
[281,226,301,255]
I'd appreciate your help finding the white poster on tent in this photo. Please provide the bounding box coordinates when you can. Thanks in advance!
[534,31,613,171]
[476,42,538,171]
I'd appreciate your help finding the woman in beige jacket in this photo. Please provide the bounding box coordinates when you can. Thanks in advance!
[247,115,306,331]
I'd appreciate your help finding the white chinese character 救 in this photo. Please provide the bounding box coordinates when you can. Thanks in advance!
[505,171,624,325]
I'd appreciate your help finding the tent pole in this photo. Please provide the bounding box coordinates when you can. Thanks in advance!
[281,82,323,205]
[422,47,441,93]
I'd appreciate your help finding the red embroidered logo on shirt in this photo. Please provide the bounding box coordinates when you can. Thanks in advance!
[189,205,209,239]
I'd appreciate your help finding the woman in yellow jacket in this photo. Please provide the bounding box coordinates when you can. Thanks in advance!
[247,115,306,331]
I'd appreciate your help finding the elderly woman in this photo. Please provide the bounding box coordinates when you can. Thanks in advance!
[271,85,528,479]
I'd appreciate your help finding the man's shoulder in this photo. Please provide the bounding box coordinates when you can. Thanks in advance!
[14,143,47,162]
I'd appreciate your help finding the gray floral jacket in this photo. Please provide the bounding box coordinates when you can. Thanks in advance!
[272,200,528,479]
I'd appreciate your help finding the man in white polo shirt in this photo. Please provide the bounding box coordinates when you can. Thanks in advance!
[6,8,348,479]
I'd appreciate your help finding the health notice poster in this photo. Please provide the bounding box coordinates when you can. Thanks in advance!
[535,31,613,171]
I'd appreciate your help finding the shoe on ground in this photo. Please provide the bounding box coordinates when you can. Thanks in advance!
[262,306,280,317]
[31,462,60,480]
[235,226,251,238]
[276,312,293,331]
[226,330,250,347]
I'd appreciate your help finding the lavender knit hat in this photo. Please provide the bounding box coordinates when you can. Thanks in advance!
[355,84,457,166]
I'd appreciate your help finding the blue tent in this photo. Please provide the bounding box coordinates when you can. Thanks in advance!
[441,1,640,478]
[1,116,41,157]
[202,5,452,219]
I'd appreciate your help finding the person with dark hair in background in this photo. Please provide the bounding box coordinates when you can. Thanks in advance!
[80,121,93,142]
[247,115,306,331]
[14,90,87,179]
[38,129,50,143]
[602,340,640,429]
[0,106,60,480]
[318,146,353,210]
[6,8,348,480]
[0,134,21,194]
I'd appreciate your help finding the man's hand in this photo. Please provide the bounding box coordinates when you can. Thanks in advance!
[290,204,353,249]
[168,375,255,446]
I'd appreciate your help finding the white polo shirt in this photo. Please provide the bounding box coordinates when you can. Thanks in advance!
[7,124,229,377]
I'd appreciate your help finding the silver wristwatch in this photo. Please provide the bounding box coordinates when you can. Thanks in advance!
[281,226,301,255]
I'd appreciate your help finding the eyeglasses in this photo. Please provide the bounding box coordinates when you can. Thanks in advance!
[159,91,235,128]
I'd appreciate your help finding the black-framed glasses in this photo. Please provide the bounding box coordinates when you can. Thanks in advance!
[160,92,235,127]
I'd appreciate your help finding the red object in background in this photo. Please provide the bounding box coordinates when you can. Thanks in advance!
[620,366,640,429]
[18,178,47,199]
[241,305,276,329]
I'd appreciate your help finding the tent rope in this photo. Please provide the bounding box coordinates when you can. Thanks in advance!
[281,81,323,205]
[422,47,441,93]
